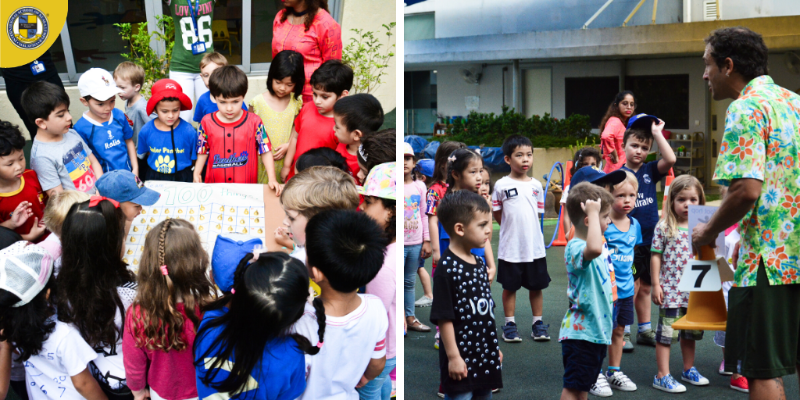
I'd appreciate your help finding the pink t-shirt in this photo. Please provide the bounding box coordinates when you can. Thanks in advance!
[366,242,396,360]
[601,117,627,173]
[123,303,199,400]
[404,180,430,245]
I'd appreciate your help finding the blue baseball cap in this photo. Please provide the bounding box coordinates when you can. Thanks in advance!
[95,170,160,206]
[212,234,263,292]
[626,113,660,131]
[571,166,627,188]
[415,159,435,178]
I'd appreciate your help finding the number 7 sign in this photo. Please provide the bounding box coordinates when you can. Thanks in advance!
[678,260,722,292]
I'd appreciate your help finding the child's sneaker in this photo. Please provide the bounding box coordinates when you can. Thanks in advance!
[622,332,634,352]
[637,328,656,346]
[531,320,550,341]
[415,295,433,307]
[681,367,709,386]
[590,373,613,397]
[730,375,749,393]
[607,370,637,391]
[437,384,444,398]
[391,380,397,398]
[502,321,522,342]
[718,360,733,376]
[434,331,440,350]
[653,374,687,393]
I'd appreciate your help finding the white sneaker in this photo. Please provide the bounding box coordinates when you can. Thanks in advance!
[414,295,433,307]
[590,373,613,397]
[606,371,637,391]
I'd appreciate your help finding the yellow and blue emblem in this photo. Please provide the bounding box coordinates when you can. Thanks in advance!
[7,7,48,49]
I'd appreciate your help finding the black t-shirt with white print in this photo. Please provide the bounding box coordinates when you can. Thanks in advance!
[430,248,503,394]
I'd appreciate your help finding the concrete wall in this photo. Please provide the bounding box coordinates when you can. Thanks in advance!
[689,0,800,22]
[435,64,513,117]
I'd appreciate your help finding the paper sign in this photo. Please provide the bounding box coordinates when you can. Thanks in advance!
[678,260,722,292]
[687,205,726,257]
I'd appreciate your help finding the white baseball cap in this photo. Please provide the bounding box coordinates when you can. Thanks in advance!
[78,68,123,100]
[0,241,54,307]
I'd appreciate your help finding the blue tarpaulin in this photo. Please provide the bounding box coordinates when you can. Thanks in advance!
[404,135,428,155]
[481,147,509,172]
[422,141,440,159]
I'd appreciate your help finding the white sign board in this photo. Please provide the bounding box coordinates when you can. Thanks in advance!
[678,260,722,292]
[687,205,726,257]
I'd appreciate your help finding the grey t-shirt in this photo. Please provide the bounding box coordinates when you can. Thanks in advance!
[30,130,98,193]
[126,96,153,149]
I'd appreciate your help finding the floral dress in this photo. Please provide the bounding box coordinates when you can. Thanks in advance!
[248,93,302,184]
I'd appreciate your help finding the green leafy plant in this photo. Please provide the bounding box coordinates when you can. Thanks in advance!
[432,106,596,148]
[114,15,175,98]
[342,22,395,94]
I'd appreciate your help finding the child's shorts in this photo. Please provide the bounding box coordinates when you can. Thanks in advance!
[613,296,634,329]
[562,339,607,392]
[655,307,704,345]
[632,246,652,285]
[497,258,550,291]
[143,166,193,183]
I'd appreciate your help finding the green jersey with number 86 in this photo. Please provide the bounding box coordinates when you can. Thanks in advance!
[169,0,215,73]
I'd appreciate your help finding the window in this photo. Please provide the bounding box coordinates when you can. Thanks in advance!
[565,77,619,129]
[67,0,147,73]
[251,0,284,64]
[625,75,690,129]
[404,13,434,41]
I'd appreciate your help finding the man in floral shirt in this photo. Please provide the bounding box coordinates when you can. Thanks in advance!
[693,27,800,399]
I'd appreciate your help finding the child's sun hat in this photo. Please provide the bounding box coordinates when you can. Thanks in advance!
[146,79,193,115]
[358,162,396,200]
[0,241,54,307]
[403,143,414,157]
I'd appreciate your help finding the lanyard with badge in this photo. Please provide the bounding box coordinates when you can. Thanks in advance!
[30,60,45,75]
[187,0,207,55]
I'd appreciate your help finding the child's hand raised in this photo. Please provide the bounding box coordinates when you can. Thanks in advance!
[651,119,666,136]
[580,198,602,215]
[448,356,468,381]
[9,201,33,228]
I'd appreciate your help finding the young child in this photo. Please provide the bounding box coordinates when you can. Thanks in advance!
[492,135,550,342]
[195,251,317,399]
[0,120,48,242]
[282,60,352,182]
[333,93,384,184]
[295,147,349,175]
[41,190,91,275]
[426,141,466,268]
[479,165,492,203]
[248,50,305,185]
[113,61,151,147]
[561,147,602,234]
[194,66,280,192]
[0,241,107,400]
[601,171,642,393]
[56,198,137,398]
[413,158,436,308]
[277,166,360,263]
[74,68,138,174]
[123,219,215,400]
[194,52,248,124]
[357,128,396,183]
[618,114,676,346]
[559,182,615,400]
[96,170,161,237]
[430,190,503,400]
[650,175,708,393]
[23,81,104,195]
[293,209,389,400]
[137,79,198,182]
[404,144,432,332]
[359,162,398,399]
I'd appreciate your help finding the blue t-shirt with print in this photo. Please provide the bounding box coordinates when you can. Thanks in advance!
[194,308,306,400]
[73,108,133,172]
[137,119,198,174]
[620,161,664,246]
[604,216,643,299]
[193,91,248,123]
[559,238,614,345]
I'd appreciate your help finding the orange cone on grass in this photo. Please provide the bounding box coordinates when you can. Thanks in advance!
[552,161,572,247]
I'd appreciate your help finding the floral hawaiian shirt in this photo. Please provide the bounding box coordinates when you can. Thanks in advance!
[713,75,800,287]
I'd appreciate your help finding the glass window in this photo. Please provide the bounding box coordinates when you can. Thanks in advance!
[48,35,68,75]
[66,0,147,73]
[404,13,434,41]
[251,0,283,64]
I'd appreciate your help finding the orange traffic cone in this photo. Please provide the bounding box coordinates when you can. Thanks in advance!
[661,169,675,220]
[671,245,728,331]
[552,161,572,247]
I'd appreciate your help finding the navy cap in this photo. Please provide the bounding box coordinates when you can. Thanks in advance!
[415,159,435,178]
[571,166,627,188]
[95,170,160,206]
[626,113,659,131]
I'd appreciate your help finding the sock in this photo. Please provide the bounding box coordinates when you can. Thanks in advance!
[624,325,631,334]
[505,316,516,324]
[607,366,620,376]
[638,322,651,333]
[532,316,542,325]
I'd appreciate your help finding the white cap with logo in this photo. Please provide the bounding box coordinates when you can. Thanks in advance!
[78,68,123,101]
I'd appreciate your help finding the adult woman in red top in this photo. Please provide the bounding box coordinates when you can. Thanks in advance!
[273,0,342,104]
[599,91,636,172]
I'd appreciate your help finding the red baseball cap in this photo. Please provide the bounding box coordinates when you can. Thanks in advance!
[146,79,193,115]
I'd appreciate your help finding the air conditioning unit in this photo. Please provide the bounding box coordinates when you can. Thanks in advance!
[703,0,720,21]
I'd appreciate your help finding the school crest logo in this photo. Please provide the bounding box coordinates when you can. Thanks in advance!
[643,174,651,184]
[7,7,49,49]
